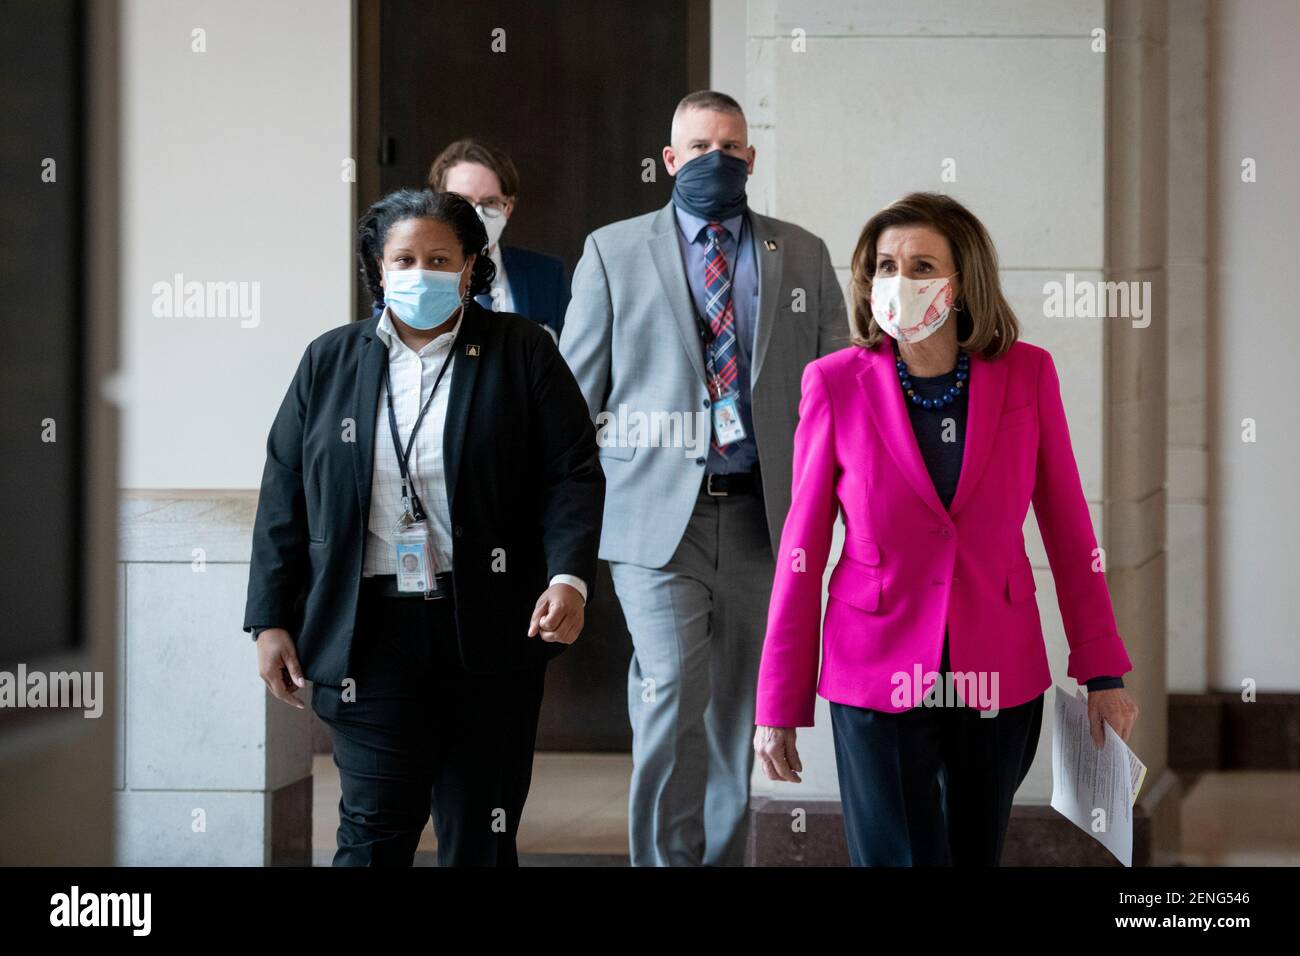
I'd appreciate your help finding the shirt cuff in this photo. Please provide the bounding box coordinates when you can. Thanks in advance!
[1085,676,1125,692]
[549,574,587,603]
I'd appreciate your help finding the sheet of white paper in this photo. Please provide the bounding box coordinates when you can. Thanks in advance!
[1050,684,1142,866]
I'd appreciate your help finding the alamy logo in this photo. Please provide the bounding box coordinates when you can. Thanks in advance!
[0,665,102,718]
[50,886,151,936]
[151,273,261,328]
[891,664,1001,716]
[595,404,711,458]
[1042,273,1151,328]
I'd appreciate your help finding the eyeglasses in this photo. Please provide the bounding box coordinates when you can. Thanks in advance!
[474,199,508,218]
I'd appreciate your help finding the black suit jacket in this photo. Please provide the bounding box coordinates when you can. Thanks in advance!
[499,245,570,338]
[242,300,604,684]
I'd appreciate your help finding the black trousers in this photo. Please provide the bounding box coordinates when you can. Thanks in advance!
[829,632,1044,866]
[311,580,547,866]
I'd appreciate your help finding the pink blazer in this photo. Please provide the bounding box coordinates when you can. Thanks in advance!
[755,340,1133,726]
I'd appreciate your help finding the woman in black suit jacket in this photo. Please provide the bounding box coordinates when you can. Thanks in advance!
[243,189,604,866]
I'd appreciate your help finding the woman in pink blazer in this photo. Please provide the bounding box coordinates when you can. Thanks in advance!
[753,193,1138,866]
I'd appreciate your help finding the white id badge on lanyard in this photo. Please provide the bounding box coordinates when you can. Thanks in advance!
[712,393,747,446]
[393,518,438,593]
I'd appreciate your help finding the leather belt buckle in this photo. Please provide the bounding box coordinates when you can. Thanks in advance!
[705,474,728,497]
[361,571,454,600]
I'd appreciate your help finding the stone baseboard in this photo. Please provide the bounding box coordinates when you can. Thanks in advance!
[1001,768,1182,866]
[270,775,313,866]
[1170,692,1300,771]
[746,797,852,866]
[114,774,313,866]
[747,767,1182,866]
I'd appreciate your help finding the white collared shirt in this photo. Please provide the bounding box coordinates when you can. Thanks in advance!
[361,307,587,602]
[363,308,460,576]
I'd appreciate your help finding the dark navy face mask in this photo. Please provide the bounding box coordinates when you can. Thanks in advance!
[671,149,749,221]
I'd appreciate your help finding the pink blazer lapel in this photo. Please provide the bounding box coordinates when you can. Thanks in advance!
[948,345,1008,516]
[857,343,950,524]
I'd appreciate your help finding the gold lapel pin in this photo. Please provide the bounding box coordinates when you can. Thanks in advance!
[466,344,480,357]
[764,239,778,251]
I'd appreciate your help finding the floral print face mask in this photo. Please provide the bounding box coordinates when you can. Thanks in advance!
[870,273,958,344]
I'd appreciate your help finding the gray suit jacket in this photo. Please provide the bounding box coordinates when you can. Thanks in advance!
[560,200,849,568]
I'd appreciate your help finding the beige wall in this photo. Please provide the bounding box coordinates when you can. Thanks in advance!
[1207,0,1300,691]
[119,0,353,489]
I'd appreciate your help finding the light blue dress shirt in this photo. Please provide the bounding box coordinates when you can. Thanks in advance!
[673,205,760,474]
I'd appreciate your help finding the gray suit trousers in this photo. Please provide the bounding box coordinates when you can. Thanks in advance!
[610,485,775,866]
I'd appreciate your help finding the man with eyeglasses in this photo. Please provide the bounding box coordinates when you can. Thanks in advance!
[424,139,570,342]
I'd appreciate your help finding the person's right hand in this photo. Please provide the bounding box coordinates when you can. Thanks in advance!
[754,725,803,783]
[256,628,306,709]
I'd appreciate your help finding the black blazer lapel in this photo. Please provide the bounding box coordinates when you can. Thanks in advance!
[443,301,489,521]
[352,317,386,530]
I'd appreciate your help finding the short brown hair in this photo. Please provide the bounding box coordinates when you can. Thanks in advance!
[426,138,520,199]
[674,89,744,119]
[848,192,1019,358]
[672,91,745,141]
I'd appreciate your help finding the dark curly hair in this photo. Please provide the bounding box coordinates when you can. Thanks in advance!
[357,188,496,311]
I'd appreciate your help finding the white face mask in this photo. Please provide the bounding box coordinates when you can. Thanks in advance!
[870,273,958,344]
[475,203,507,250]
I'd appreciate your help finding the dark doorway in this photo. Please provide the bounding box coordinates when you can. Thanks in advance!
[0,0,118,865]
[0,0,84,671]
[357,1,709,750]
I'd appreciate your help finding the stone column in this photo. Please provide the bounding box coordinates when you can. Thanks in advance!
[115,491,313,865]
[1165,0,1210,698]
[1102,0,1180,864]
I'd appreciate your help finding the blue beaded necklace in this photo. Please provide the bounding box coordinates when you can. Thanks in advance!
[894,343,969,410]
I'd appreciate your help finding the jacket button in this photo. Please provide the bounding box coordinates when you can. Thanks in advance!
[454,525,463,537]
[702,398,711,408]
[940,528,953,538]
[695,456,706,465]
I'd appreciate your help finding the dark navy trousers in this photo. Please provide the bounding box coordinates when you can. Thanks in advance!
[829,631,1044,866]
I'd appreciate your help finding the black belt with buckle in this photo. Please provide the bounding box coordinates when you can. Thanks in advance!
[703,470,761,496]
[361,572,454,600]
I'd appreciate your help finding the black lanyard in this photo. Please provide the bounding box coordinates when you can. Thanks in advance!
[383,332,457,522]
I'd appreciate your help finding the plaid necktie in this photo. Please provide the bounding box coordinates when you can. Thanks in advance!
[703,222,738,456]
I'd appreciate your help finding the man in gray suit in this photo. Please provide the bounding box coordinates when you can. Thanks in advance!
[560,90,847,866]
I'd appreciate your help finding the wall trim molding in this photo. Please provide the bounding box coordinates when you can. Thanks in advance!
[1169,692,1300,772]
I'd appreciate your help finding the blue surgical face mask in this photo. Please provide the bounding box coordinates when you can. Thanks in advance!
[671,149,750,221]
[383,263,468,330]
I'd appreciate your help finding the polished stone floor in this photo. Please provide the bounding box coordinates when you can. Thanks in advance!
[311,752,633,867]
[312,753,1300,867]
